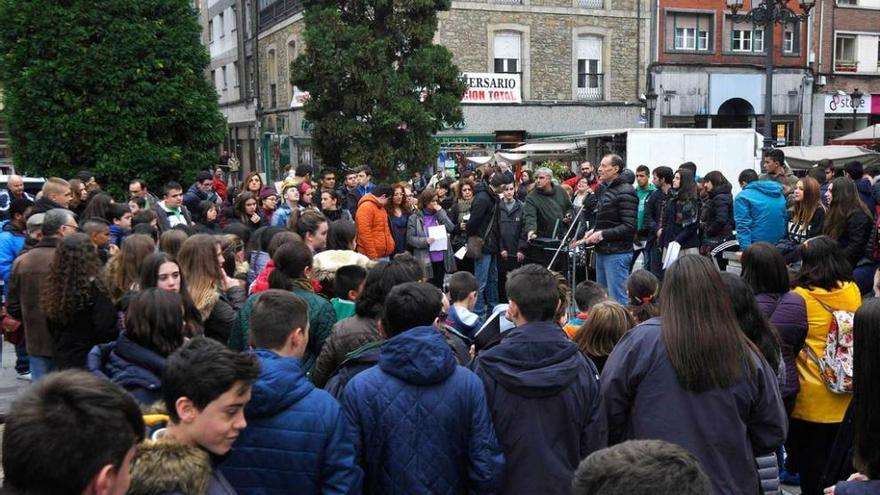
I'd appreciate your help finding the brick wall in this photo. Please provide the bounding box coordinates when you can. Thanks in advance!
[811,0,880,93]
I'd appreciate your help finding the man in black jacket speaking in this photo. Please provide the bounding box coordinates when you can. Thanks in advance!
[576,154,638,304]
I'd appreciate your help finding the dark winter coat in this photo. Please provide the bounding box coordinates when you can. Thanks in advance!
[498,198,526,255]
[640,188,667,240]
[221,350,362,495]
[203,286,246,345]
[834,481,880,495]
[312,316,381,388]
[702,183,734,239]
[472,321,607,495]
[835,208,873,267]
[466,182,501,255]
[755,292,808,400]
[522,184,572,239]
[341,326,505,495]
[856,177,876,214]
[592,177,638,254]
[86,332,166,406]
[153,203,194,233]
[48,283,118,370]
[601,318,787,495]
[29,196,64,215]
[660,192,701,250]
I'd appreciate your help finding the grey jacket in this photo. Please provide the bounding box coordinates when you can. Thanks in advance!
[407,208,456,279]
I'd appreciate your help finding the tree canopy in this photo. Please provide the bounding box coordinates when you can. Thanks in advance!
[0,0,225,194]
[292,0,466,178]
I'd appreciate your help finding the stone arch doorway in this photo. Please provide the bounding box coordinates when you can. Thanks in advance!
[715,98,755,129]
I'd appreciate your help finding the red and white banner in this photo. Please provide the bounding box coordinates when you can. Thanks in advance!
[461,72,521,104]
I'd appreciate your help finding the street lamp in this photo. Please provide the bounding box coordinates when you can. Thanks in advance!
[850,87,863,133]
[727,0,815,154]
[645,89,658,129]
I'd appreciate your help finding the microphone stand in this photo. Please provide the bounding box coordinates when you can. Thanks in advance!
[545,196,592,319]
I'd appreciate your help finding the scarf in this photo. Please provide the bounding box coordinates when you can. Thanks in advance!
[291,277,314,292]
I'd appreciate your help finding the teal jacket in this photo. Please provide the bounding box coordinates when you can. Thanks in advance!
[734,181,788,250]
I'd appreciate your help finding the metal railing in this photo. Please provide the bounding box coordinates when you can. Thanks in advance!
[258,0,303,32]
[576,73,603,100]
[576,0,604,8]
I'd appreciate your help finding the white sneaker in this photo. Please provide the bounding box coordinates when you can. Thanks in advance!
[16,372,31,381]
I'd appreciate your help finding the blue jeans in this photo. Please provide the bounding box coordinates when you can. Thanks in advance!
[29,356,54,382]
[474,254,499,317]
[596,252,631,304]
[15,344,29,374]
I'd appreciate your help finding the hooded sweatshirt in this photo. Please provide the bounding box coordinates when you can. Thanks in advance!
[221,350,361,495]
[734,180,787,249]
[342,326,504,495]
[472,321,607,495]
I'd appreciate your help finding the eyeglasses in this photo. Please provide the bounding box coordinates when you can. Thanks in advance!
[61,224,78,230]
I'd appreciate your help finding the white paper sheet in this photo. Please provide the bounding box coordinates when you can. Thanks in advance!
[428,225,448,251]
[454,246,467,260]
[662,241,681,270]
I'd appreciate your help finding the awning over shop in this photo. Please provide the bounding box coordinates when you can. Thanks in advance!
[830,124,880,146]
[776,145,880,170]
[465,155,494,165]
[496,152,528,162]
[509,142,579,153]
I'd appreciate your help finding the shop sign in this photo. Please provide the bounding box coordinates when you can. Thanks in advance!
[873,95,880,115]
[825,93,872,114]
[460,72,521,104]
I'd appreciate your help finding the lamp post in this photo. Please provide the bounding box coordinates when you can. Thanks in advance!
[726,0,814,155]
[645,89,658,129]
[850,87,863,133]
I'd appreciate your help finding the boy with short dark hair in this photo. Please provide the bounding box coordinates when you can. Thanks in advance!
[571,440,711,495]
[331,264,367,320]
[127,337,260,495]
[106,203,132,248]
[2,370,145,495]
[472,264,607,495]
[563,280,608,338]
[446,271,483,339]
[222,290,361,494]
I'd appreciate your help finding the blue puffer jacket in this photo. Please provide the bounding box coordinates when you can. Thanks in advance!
[834,480,880,494]
[221,350,362,495]
[86,332,165,406]
[0,220,26,295]
[734,180,788,249]
[341,326,505,495]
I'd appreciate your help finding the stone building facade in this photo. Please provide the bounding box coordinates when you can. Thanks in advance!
[254,0,649,172]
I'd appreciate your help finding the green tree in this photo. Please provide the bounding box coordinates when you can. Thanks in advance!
[0,0,225,195]
[292,0,466,179]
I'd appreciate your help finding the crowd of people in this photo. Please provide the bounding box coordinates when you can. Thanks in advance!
[0,152,879,495]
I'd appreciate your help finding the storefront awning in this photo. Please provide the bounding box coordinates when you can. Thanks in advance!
[830,124,880,145]
[465,155,494,165]
[508,142,579,153]
[776,145,880,170]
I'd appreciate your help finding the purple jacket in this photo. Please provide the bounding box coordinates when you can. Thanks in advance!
[755,292,808,400]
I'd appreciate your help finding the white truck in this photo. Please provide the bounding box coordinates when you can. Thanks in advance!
[579,128,764,195]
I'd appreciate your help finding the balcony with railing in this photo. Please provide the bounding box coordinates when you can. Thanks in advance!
[834,60,858,72]
[576,0,604,8]
[576,73,603,100]
[259,0,303,32]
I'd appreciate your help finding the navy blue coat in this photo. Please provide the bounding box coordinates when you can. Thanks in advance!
[472,321,607,495]
[221,350,361,495]
[835,481,880,495]
[324,341,382,400]
[601,318,787,495]
[87,332,165,406]
[341,326,504,495]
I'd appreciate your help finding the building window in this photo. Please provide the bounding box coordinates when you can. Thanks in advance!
[576,0,603,7]
[732,29,752,51]
[210,69,217,91]
[267,48,277,107]
[835,34,856,71]
[230,6,237,32]
[218,12,225,38]
[576,35,603,100]
[494,31,521,74]
[233,62,240,88]
[222,66,228,91]
[270,84,277,108]
[668,12,712,52]
[208,19,214,43]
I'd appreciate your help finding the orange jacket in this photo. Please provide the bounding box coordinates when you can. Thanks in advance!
[355,194,395,259]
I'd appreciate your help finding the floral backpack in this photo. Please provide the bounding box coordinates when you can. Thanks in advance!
[802,300,854,394]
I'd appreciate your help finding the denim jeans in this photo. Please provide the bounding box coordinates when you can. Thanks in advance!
[473,253,499,317]
[596,252,632,304]
[15,344,30,374]
[29,355,54,382]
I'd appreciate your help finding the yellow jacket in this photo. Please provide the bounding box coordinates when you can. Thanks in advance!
[791,282,860,423]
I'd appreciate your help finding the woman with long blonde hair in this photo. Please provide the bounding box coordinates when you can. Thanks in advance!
[177,234,246,343]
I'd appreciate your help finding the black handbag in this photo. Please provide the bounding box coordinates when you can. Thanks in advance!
[465,203,497,259]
